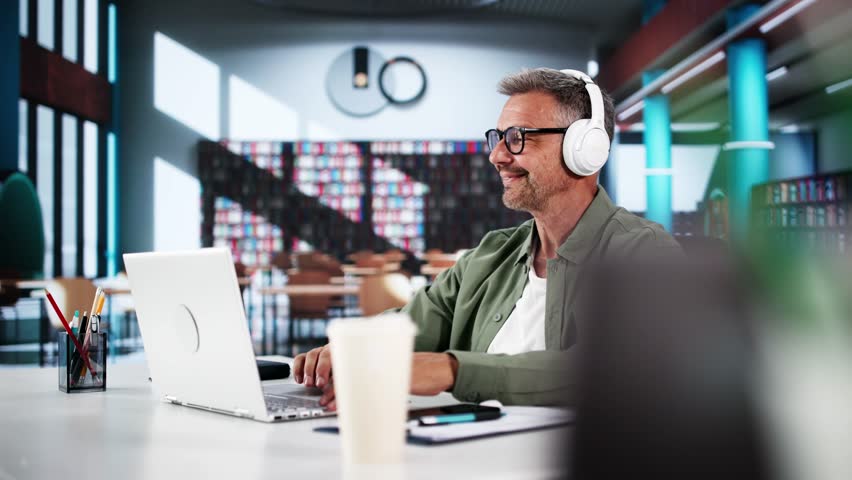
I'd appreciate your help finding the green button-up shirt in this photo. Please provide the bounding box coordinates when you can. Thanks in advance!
[401,187,681,406]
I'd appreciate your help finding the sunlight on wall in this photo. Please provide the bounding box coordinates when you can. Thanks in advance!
[228,75,299,140]
[154,157,201,251]
[154,32,220,139]
[610,145,719,212]
[306,120,342,141]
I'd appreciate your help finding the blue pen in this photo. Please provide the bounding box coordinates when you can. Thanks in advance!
[418,410,502,426]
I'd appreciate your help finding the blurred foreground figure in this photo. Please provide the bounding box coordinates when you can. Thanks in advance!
[572,249,769,480]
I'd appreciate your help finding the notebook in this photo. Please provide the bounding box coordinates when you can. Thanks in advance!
[316,406,574,444]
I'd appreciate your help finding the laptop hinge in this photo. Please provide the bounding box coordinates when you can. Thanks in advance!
[164,395,181,404]
[233,408,253,419]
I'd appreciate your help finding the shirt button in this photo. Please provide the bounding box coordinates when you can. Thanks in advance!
[548,264,557,273]
[493,313,502,322]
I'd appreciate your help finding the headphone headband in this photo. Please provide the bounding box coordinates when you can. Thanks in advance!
[557,68,611,176]
[559,69,604,129]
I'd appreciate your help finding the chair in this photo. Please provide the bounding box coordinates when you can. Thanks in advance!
[270,251,292,271]
[355,254,388,269]
[285,270,333,355]
[294,252,344,276]
[382,249,407,263]
[347,250,375,263]
[358,273,413,317]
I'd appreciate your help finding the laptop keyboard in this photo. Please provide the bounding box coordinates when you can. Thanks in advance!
[264,394,327,419]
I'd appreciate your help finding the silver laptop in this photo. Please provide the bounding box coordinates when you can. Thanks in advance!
[124,247,334,423]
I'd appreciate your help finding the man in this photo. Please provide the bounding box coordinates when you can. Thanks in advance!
[294,67,681,408]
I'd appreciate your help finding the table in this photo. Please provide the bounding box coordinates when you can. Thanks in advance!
[0,279,52,365]
[0,279,49,290]
[257,284,362,355]
[420,265,452,278]
[0,361,570,479]
[341,263,401,276]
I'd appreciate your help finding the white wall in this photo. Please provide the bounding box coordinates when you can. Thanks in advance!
[118,0,594,255]
[769,132,815,181]
[607,131,816,213]
[815,108,852,174]
[608,144,719,213]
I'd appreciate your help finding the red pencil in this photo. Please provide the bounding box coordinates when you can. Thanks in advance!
[45,290,97,381]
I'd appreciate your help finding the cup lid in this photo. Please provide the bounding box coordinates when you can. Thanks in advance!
[327,313,417,337]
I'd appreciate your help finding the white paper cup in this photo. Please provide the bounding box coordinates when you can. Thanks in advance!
[328,313,417,464]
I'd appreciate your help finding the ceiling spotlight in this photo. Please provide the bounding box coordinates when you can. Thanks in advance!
[825,77,852,95]
[766,66,788,82]
[617,100,645,122]
[661,51,726,94]
[587,60,599,79]
[759,0,817,34]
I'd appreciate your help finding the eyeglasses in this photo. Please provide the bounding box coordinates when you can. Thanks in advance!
[485,126,568,155]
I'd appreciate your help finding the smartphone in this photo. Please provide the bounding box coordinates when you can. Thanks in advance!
[407,403,501,421]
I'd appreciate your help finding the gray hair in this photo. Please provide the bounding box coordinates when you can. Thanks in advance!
[498,68,615,141]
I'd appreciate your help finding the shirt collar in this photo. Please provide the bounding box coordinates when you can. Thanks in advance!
[514,186,619,266]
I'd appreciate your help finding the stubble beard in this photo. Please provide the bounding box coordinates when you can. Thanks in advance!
[502,173,551,212]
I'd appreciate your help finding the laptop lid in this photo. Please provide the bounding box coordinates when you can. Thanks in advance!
[124,248,268,419]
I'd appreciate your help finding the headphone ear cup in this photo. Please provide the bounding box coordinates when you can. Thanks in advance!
[578,127,611,176]
[562,121,610,177]
[562,119,589,175]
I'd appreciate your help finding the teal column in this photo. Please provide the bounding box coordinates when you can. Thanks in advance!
[1,0,19,172]
[643,70,672,232]
[726,4,771,243]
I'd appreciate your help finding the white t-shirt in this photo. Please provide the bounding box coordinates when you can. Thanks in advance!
[486,268,547,355]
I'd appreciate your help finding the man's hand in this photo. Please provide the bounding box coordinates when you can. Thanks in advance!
[410,352,459,395]
[296,349,459,412]
[292,344,332,388]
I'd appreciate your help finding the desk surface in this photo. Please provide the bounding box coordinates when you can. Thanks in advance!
[0,360,569,480]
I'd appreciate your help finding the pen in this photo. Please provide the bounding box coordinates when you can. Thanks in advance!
[418,411,502,426]
[89,287,103,323]
[45,291,96,381]
[71,310,79,333]
[70,312,90,383]
[91,294,105,333]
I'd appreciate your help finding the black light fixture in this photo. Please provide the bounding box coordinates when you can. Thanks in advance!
[353,46,369,89]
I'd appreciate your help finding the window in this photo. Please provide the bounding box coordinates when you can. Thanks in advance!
[18,100,27,173]
[37,0,54,50]
[19,0,28,37]
[37,105,55,278]
[62,0,78,62]
[83,120,98,277]
[62,114,78,276]
[17,0,112,280]
[84,0,98,73]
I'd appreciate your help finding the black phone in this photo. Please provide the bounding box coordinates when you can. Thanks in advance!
[407,403,501,421]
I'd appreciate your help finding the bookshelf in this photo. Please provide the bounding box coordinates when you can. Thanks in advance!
[751,172,850,255]
[199,139,531,269]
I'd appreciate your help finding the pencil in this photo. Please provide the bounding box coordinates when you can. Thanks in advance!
[45,291,97,381]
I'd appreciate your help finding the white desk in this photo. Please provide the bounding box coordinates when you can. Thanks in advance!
[0,360,570,479]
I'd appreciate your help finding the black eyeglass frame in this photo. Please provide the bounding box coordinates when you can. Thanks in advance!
[485,127,569,154]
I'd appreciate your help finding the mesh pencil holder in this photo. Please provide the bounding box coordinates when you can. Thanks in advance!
[58,330,107,393]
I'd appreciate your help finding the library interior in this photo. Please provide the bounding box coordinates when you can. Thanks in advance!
[1,1,851,479]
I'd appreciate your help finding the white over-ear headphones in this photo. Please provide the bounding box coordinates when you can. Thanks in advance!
[559,69,611,176]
